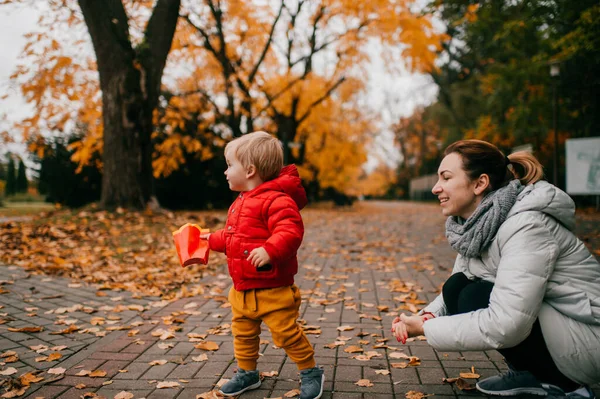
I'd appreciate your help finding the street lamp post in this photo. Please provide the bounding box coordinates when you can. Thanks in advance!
[550,61,560,187]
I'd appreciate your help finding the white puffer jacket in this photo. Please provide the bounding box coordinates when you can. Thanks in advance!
[422,181,600,384]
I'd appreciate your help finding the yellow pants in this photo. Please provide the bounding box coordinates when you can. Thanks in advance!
[228,285,316,371]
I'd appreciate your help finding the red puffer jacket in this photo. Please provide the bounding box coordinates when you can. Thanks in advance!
[208,165,308,291]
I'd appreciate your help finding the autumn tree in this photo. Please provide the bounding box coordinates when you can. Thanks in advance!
[2,0,446,204]
[418,0,600,188]
[1,0,181,209]
[160,0,446,193]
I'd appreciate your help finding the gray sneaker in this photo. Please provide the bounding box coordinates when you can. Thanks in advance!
[543,384,596,399]
[300,366,325,399]
[218,368,261,397]
[476,368,547,396]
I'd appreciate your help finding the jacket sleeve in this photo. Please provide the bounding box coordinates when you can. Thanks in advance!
[423,212,559,351]
[208,229,226,253]
[262,195,304,265]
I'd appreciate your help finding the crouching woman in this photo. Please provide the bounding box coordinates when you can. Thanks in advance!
[393,140,600,398]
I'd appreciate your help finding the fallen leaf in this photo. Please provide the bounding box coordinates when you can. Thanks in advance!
[355,379,374,387]
[196,391,222,399]
[192,354,208,362]
[389,352,410,359]
[0,367,17,376]
[455,377,477,391]
[459,372,481,379]
[20,371,44,385]
[47,367,66,375]
[336,325,354,332]
[47,353,62,362]
[156,381,181,389]
[405,391,429,399]
[375,369,390,375]
[29,345,48,353]
[114,392,134,399]
[149,360,168,366]
[194,341,219,351]
[260,371,279,378]
[75,384,86,389]
[7,327,43,333]
[344,346,363,354]
[284,389,301,397]
[89,370,107,377]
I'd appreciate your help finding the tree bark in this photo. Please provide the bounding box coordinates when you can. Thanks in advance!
[78,0,180,209]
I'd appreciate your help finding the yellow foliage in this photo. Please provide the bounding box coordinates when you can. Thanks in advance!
[2,0,447,192]
[464,115,514,149]
[356,165,397,197]
[480,74,500,96]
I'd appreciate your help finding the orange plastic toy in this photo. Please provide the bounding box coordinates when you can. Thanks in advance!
[172,223,210,267]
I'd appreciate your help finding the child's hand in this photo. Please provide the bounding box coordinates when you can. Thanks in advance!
[200,233,211,240]
[247,247,271,267]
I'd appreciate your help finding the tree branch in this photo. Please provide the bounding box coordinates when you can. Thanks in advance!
[248,2,284,83]
[298,76,346,124]
[182,14,220,59]
[142,0,181,104]
[78,0,134,81]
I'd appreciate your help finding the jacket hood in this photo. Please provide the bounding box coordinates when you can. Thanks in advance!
[507,180,576,230]
[251,164,308,209]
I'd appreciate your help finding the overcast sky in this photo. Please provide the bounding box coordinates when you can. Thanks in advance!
[0,5,438,170]
[0,6,40,160]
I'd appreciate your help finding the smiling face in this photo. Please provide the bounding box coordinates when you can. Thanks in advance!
[432,153,483,219]
[224,147,249,192]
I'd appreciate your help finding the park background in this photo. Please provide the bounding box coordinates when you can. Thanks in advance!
[0,2,599,399]
[0,0,598,212]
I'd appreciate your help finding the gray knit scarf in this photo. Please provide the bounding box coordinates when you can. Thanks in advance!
[446,179,524,258]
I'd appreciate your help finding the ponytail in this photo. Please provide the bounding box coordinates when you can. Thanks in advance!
[507,151,544,186]
[445,140,544,191]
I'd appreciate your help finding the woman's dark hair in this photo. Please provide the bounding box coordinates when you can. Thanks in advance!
[445,139,544,191]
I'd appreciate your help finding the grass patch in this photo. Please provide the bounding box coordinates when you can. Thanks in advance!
[0,201,56,218]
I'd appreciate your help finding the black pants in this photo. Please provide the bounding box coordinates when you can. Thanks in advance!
[442,272,579,391]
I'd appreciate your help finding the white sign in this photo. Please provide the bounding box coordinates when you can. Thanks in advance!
[565,137,600,195]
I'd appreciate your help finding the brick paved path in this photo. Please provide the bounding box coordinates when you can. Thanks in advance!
[1,201,598,399]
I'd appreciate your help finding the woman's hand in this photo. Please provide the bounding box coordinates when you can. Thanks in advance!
[200,233,211,240]
[391,314,426,344]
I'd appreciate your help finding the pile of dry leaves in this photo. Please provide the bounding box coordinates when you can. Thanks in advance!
[0,207,227,299]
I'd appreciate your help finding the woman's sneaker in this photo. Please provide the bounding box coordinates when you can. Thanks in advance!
[218,368,261,397]
[300,366,325,399]
[476,368,548,396]
[543,384,597,399]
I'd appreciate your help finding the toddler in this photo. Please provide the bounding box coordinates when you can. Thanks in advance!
[202,131,324,399]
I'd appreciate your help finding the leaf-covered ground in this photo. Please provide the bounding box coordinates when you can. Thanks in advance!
[0,206,229,299]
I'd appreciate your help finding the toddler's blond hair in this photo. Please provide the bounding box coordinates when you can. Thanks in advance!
[225,131,284,181]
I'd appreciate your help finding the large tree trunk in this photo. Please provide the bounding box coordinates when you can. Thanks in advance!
[78,0,180,209]
[100,66,152,209]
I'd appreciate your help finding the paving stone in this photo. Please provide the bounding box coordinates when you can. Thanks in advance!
[140,362,178,380]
